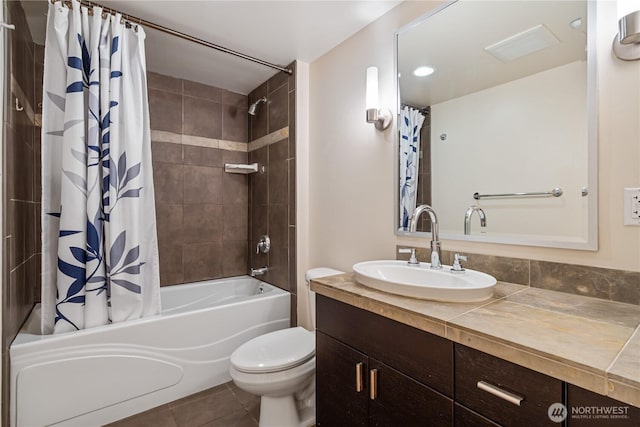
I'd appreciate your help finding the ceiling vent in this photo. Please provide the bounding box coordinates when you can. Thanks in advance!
[485,24,560,62]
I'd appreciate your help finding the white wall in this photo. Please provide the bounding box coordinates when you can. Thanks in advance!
[431,61,588,240]
[295,61,312,327]
[309,1,436,276]
[308,0,640,281]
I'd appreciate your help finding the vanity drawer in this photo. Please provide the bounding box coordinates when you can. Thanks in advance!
[455,403,500,427]
[316,295,454,397]
[455,344,563,426]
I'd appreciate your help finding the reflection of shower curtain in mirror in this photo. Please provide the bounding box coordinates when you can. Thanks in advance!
[399,107,425,230]
[41,0,161,334]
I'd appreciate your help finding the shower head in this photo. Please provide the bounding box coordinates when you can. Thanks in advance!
[248,96,267,116]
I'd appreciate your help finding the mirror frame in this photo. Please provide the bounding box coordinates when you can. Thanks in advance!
[393,0,598,251]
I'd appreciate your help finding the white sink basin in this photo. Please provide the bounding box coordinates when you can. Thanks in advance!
[353,260,497,302]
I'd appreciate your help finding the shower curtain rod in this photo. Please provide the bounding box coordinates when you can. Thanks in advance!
[53,0,293,75]
[401,103,429,115]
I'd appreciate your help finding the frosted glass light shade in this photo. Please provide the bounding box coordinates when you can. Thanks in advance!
[366,66,379,110]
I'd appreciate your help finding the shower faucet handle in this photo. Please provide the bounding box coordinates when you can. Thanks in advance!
[256,235,271,254]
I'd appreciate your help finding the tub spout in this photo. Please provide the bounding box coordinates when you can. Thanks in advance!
[250,266,268,277]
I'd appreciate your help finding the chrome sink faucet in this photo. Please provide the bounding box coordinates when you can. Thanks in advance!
[409,205,442,269]
[464,205,487,235]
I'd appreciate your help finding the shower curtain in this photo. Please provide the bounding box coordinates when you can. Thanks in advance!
[399,106,426,230]
[41,0,160,334]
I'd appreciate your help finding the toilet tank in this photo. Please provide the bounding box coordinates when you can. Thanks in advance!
[305,268,343,328]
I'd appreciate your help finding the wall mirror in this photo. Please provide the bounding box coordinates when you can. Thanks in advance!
[395,0,597,250]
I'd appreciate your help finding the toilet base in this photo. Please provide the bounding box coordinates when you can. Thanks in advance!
[257,388,315,427]
[297,403,315,427]
[259,395,304,427]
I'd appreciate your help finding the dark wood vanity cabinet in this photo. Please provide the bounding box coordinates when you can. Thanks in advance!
[316,295,580,427]
[316,295,454,426]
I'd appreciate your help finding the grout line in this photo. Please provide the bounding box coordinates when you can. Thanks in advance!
[8,199,40,204]
[444,286,529,322]
[605,323,640,374]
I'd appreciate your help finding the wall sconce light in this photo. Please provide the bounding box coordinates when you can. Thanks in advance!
[613,0,640,60]
[365,66,392,131]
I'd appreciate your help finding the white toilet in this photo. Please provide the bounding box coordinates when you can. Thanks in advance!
[229,268,343,427]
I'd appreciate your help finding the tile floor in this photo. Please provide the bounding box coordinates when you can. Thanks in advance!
[107,382,259,427]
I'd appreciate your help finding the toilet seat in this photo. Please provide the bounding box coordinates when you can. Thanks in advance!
[231,327,315,374]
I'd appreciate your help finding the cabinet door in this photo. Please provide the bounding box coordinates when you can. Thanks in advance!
[316,331,368,427]
[368,359,453,427]
[567,384,640,426]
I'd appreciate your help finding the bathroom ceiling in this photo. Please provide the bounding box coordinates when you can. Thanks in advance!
[398,0,587,107]
[21,0,401,94]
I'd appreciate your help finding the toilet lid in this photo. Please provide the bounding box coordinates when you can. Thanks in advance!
[231,327,315,373]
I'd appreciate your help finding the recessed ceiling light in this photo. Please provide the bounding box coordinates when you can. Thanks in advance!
[413,66,435,77]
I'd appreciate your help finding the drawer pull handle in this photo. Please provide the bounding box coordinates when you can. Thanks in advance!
[370,369,378,400]
[355,362,363,392]
[477,381,523,406]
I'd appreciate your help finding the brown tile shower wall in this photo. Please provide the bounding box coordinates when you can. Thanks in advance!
[397,247,640,305]
[148,72,250,285]
[2,2,43,424]
[248,62,297,325]
[416,108,431,232]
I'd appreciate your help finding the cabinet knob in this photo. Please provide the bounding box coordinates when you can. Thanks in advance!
[355,362,363,393]
[477,380,524,406]
[370,369,378,400]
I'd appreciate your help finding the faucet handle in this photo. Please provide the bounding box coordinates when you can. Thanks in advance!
[451,253,467,273]
[398,248,419,265]
[256,235,271,254]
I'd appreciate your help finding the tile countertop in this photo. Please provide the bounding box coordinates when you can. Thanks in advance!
[310,273,640,408]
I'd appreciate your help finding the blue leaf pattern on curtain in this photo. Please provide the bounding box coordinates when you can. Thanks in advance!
[41,0,161,334]
[399,107,426,230]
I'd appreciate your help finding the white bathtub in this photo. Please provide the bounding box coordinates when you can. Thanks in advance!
[10,276,290,427]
